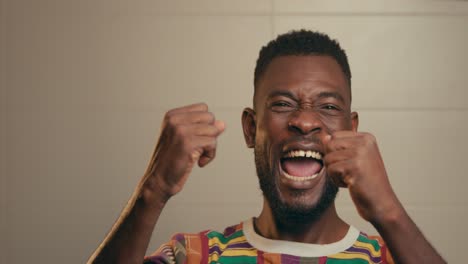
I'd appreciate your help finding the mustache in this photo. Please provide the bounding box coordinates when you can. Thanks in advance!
[282,135,323,146]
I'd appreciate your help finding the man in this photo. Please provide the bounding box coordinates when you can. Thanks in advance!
[88,30,445,263]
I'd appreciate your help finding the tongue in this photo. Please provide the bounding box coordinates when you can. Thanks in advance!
[282,158,322,177]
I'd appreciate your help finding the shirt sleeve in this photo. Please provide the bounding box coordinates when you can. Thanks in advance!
[369,235,395,264]
[144,232,207,264]
[144,234,188,264]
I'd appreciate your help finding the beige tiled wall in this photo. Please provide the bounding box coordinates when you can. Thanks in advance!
[3,0,467,263]
[1,1,6,263]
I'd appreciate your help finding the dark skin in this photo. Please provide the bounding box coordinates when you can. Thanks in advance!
[88,55,445,263]
[242,55,445,263]
[242,55,357,244]
[88,103,226,263]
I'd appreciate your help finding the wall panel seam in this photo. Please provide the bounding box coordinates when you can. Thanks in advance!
[273,12,468,17]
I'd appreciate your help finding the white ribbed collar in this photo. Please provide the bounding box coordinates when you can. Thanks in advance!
[242,218,360,257]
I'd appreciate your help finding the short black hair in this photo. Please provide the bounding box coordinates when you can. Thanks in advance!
[254,29,351,97]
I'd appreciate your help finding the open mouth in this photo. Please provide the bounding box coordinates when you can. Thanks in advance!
[280,150,324,181]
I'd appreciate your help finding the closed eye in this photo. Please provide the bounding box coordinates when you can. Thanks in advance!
[273,102,291,107]
[321,104,342,112]
[324,104,338,110]
[270,101,295,112]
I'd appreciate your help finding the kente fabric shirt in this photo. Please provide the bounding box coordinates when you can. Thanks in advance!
[144,218,394,264]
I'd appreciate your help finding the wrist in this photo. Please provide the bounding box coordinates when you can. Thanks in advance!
[139,173,172,209]
[370,199,407,230]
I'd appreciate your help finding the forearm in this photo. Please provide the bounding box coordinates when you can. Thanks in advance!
[372,202,446,264]
[88,175,168,264]
[88,103,223,263]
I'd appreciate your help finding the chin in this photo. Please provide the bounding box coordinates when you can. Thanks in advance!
[254,143,338,225]
[257,167,339,225]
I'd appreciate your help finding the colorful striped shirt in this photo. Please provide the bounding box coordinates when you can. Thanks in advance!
[144,218,394,263]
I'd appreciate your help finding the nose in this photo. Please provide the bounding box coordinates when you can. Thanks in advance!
[288,109,323,135]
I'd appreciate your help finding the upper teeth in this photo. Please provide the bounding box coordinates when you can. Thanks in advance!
[285,150,322,160]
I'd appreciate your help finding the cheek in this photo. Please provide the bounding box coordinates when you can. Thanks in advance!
[259,111,287,132]
[263,113,289,139]
[320,114,353,132]
[256,113,289,160]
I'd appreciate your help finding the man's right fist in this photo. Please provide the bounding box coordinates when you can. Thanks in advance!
[143,103,225,200]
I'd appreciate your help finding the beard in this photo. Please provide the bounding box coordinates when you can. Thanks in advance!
[254,144,338,226]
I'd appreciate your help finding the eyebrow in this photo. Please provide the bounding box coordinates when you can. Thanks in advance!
[267,90,345,103]
[317,91,345,103]
[267,90,296,100]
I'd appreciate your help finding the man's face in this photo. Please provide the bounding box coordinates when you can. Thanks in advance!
[243,55,358,224]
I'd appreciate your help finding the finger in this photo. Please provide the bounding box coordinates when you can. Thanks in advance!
[325,136,361,153]
[196,136,218,167]
[329,174,347,188]
[198,149,216,167]
[323,149,355,166]
[167,103,209,115]
[186,123,224,137]
[190,111,215,124]
[168,111,216,125]
[214,120,226,134]
[197,122,224,167]
[326,160,353,188]
[331,130,359,139]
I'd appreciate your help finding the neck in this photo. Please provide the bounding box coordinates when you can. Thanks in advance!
[255,200,349,244]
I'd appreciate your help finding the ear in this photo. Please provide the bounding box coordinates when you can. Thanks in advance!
[351,111,359,132]
[242,108,256,148]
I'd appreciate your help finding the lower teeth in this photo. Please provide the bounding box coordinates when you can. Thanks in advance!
[284,172,319,181]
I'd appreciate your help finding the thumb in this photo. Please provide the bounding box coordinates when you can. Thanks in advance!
[322,134,332,153]
[214,120,226,134]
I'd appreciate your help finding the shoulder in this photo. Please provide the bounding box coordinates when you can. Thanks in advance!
[144,222,246,264]
[328,231,394,264]
[359,233,395,264]
[168,221,244,246]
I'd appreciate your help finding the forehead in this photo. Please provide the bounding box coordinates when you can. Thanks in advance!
[255,55,350,103]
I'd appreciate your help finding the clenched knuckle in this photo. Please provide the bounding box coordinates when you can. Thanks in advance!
[364,133,376,143]
[166,108,177,118]
[163,114,170,124]
[165,113,178,125]
[174,125,186,137]
[329,164,344,175]
[205,112,215,122]
[198,102,208,110]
